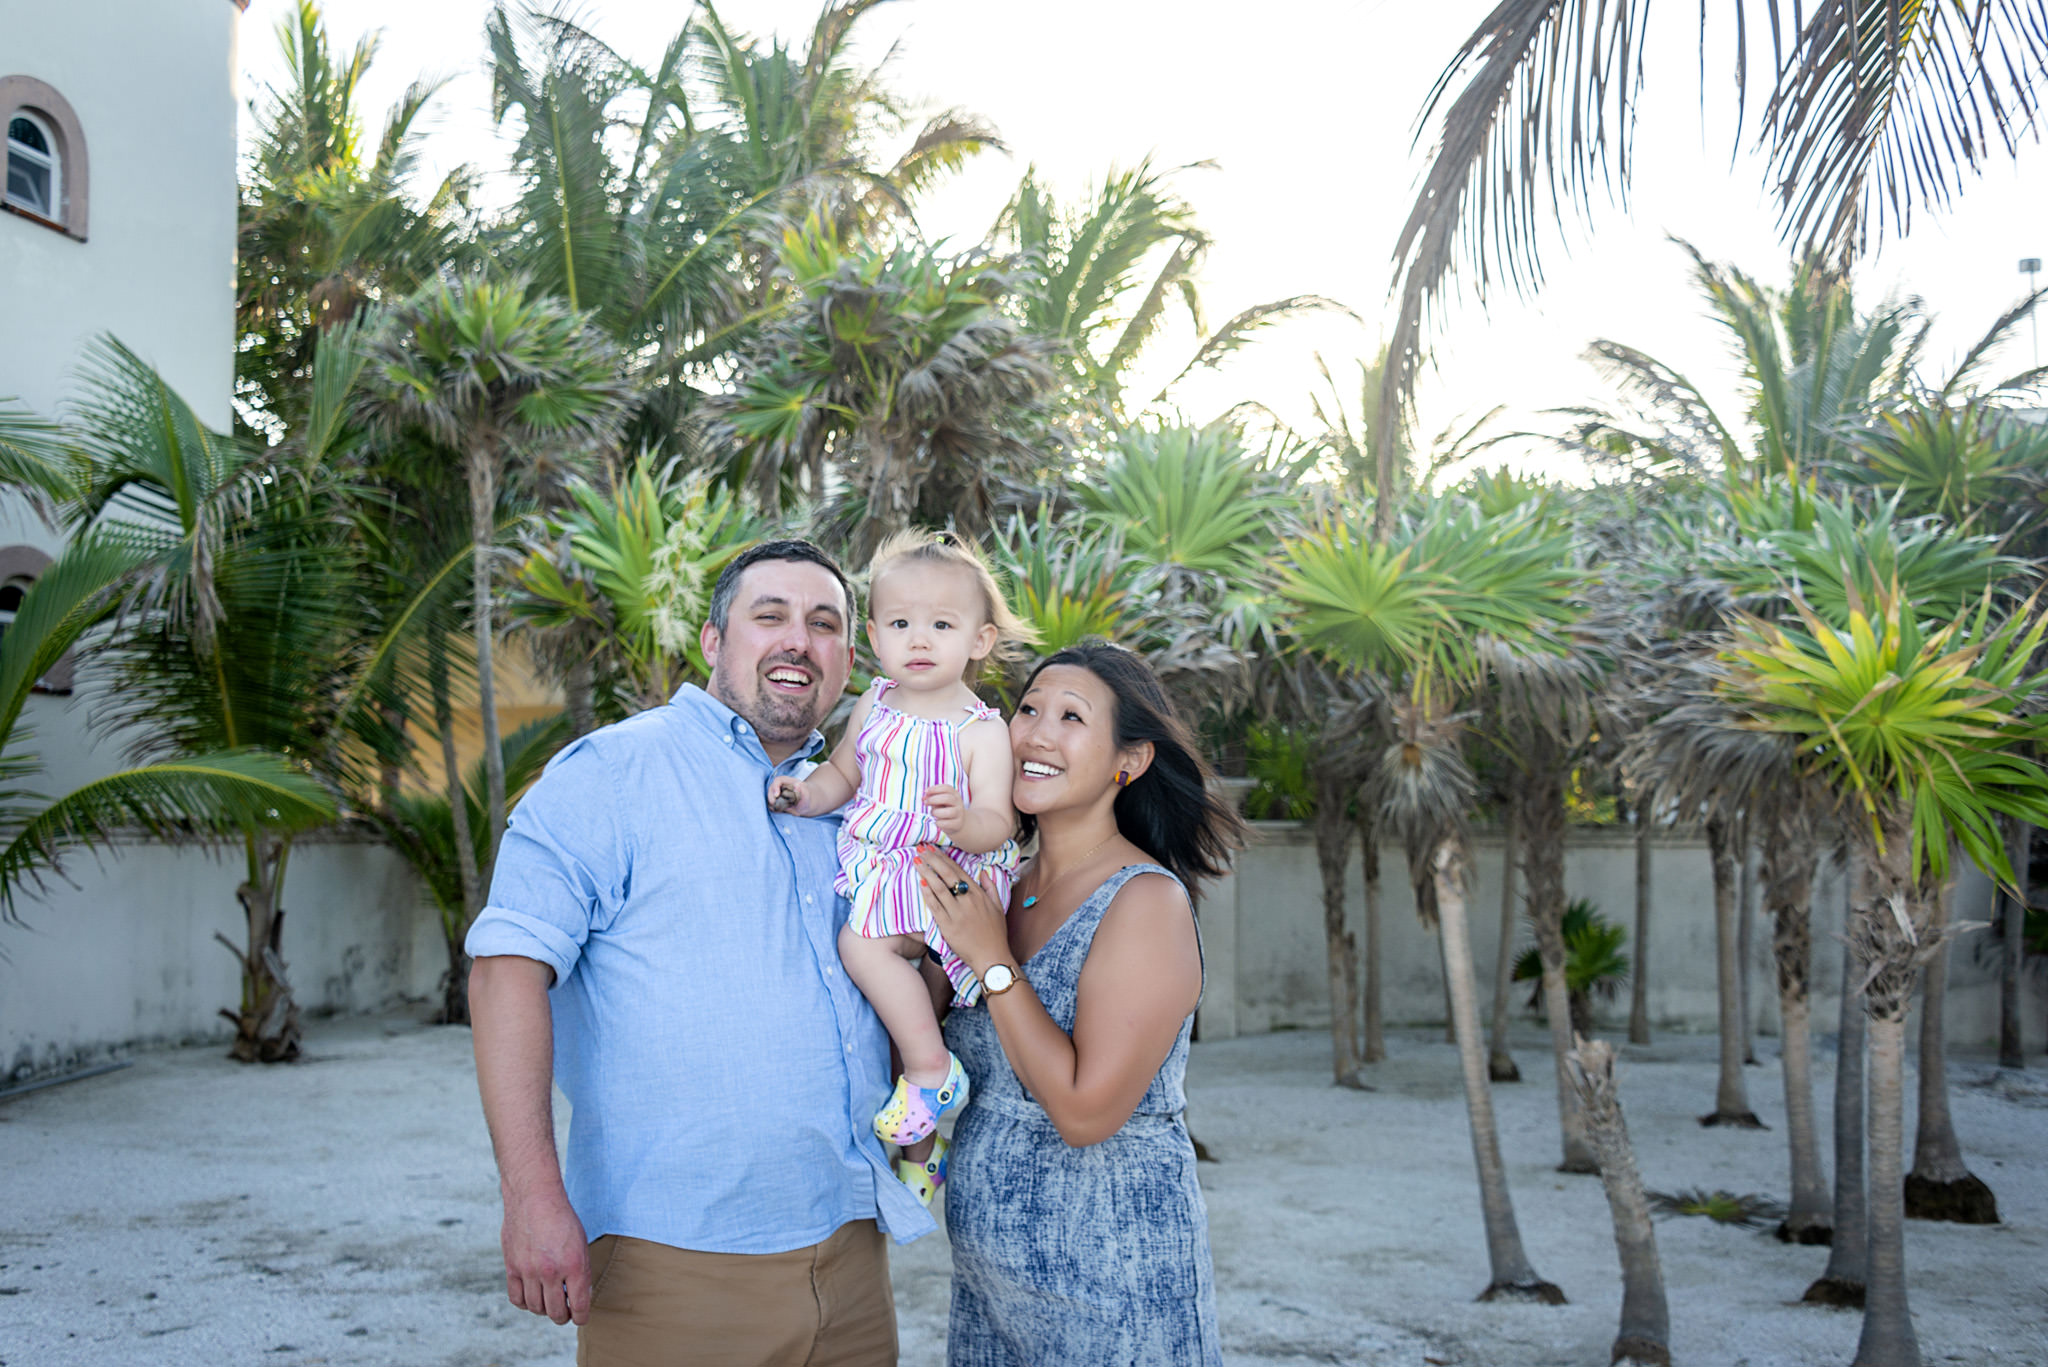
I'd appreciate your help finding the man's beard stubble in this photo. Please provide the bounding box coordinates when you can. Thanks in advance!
[708,652,829,746]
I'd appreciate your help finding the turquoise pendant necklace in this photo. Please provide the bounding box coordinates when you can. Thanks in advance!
[1020,832,1117,909]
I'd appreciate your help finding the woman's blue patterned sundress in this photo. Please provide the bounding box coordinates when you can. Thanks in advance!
[941,863,1222,1366]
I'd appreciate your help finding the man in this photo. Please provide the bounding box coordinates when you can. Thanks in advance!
[467,540,932,1366]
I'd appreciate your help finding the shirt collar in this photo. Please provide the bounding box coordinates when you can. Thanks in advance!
[670,683,828,770]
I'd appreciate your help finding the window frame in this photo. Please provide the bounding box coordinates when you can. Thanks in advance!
[5,110,58,220]
[0,76,87,241]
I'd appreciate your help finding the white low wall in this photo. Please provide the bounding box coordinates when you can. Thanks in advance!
[4,819,2024,1081]
[1196,823,2024,1049]
[0,832,441,1080]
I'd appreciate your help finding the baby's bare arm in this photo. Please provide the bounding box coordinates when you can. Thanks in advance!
[926,717,1017,854]
[767,695,868,816]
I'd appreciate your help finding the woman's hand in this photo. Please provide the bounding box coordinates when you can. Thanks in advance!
[915,844,1013,975]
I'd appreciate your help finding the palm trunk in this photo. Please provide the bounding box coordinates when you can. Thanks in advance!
[1489,806,1523,1081]
[430,636,479,1027]
[467,442,508,887]
[1999,819,2028,1069]
[1701,817,1763,1127]
[222,832,302,1063]
[1565,1037,1670,1366]
[1849,822,1924,1367]
[1904,878,1999,1223]
[1765,826,1830,1244]
[1629,817,1652,1046]
[1314,771,1365,1088]
[1739,836,1760,1065]
[1806,900,1869,1307]
[1521,768,1598,1172]
[566,651,597,738]
[1360,809,1385,1064]
[1858,1014,1923,1367]
[1430,841,1565,1305]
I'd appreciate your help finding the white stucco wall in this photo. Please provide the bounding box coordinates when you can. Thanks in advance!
[1197,824,2023,1051]
[0,833,442,1080]
[0,2,242,797]
[0,0,240,426]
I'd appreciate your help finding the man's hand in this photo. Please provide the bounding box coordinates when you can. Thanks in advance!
[501,1188,592,1325]
[768,775,808,814]
[924,783,965,836]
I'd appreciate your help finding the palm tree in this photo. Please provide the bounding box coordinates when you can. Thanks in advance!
[507,455,773,719]
[720,218,1058,550]
[1374,2,2048,532]
[1280,499,1577,1304]
[360,275,631,898]
[58,341,390,1061]
[1566,1036,1671,1367]
[691,0,1001,236]
[1807,885,1871,1307]
[992,160,1344,429]
[239,2,469,438]
[1718,588,2048,1367]
[373,714,570,1022]
[0,532,333,922]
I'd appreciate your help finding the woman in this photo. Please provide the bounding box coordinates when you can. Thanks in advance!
[913,642,1245,1366]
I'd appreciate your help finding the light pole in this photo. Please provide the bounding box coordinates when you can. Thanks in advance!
[2025,257,2042,368]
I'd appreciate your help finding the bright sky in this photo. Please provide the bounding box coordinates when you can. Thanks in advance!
[236,1,2048,485]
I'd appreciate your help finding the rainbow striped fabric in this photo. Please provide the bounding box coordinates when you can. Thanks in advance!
[837,678,1021,1002]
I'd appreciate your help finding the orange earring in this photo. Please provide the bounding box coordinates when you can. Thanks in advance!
[1116,770,1130,787]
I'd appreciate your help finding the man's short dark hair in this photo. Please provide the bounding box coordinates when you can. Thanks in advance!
[706,539,855,634]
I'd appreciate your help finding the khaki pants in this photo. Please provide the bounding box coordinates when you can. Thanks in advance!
[576,1220,897,1367]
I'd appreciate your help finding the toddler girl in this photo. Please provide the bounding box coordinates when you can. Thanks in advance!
[768,530,1030,1199]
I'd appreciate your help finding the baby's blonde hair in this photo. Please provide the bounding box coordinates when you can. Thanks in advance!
[867,528,1038,680]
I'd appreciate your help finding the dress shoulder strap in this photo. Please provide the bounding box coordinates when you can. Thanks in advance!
[958,696,1003,726]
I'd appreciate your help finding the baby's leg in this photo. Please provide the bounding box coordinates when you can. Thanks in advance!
[838,925,951,1087]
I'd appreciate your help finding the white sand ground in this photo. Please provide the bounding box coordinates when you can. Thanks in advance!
[0,1014,2042,1367]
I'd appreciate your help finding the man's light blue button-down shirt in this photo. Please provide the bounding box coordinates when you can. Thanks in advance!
[465,684,935,1254]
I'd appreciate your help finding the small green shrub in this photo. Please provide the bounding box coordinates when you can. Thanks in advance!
[1243,723,1316,820]
[1513,898,1630,1035]
[1647,1189,1787,1229]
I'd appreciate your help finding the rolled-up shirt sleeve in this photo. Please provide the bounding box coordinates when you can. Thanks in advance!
[464,737,623,984]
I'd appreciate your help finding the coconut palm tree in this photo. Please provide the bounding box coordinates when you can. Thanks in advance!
[1373,2,2048,532]
[691,0,1000,237]
[1280,499,1577,1303]
[992,161,1344,429]
[0,531,333,921]
[1718,587,2048,1367]
[360,275,631,899]
[238,2,470,438]
[57,340,398,1061]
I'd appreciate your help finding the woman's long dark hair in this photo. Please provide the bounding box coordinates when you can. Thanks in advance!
[1016,643,1246,893]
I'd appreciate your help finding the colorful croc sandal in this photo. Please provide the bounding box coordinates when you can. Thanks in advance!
[896,1134,949,1208]
[873,1052,970,1146]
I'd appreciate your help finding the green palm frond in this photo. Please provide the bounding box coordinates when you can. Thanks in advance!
[375,713,571,929]
[0,400,78,507]
[0,751,335,917]
[1279,501,1582,688]
[1838,394,2048,530]
[1077,423,1289,578]
[1713,490,2017,624]
[1719,588,2048,884]
[987,504,1138,655]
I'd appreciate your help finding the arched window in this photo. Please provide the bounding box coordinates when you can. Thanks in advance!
[0,76,87,240]
[5,112,56,219]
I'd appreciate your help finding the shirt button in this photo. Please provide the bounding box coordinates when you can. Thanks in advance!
[844,1043,854,1054]
[804,894,815,904]
[824,965,836,977]
[723,735,733,745]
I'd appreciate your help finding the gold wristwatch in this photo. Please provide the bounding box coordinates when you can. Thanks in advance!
[981,963,1022,996]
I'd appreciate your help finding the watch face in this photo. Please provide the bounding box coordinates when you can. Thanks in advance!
[983,964,1015,994]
